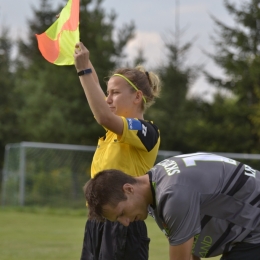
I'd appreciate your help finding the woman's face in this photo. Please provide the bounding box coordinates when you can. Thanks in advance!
[106,76,141,117]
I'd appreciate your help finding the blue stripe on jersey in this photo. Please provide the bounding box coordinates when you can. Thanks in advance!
[126,118,142,130]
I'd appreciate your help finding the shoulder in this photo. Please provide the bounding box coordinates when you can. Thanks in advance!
[120,117,160,152]
[138,119,160,135]
[137,120,160,149]
[122,117,160,138]
[140,119,159,128]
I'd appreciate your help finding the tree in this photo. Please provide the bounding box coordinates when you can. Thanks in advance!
[184,94,254,152]
[0,27,21,167]
[204,0,260,152]
[0,26,24,191]
[14,0,135,145]
[9,0,135,199]
[132,48,147,67]
[146,32,202,152]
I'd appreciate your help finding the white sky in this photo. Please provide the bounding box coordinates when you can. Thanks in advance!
[0,0,241,100]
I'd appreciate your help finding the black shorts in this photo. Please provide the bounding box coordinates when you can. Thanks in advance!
[80,219,150,260]
[221,242,260,260]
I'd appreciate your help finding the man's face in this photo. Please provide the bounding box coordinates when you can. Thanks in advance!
[102,184,148,226]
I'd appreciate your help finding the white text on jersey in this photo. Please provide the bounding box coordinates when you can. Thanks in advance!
[157,159,181,176]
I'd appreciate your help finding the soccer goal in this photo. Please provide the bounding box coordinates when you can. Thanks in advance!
[1,142,181,208]
[1,142,96,207]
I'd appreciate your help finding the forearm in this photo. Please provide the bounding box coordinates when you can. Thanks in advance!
[169,254,199,260]
[74,42,110,122]
[78,73,110,123]
[169,237,194,260]
[87,60,99,85]
[74,42,99,85]
[74,42,124,133]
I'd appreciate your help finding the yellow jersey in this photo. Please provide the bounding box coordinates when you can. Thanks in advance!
[91,117,160,178]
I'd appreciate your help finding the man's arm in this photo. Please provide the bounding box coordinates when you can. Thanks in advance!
[169,237,195,260]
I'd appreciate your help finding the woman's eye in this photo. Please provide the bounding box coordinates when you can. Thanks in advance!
[107,91,119,96]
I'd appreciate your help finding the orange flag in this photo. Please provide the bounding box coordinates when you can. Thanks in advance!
[36,0,80,65]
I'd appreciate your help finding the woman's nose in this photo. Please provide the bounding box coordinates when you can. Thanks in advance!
[106,94,112,103]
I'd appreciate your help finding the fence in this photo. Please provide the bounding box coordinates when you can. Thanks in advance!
[1,142,260,208]
[1,142,96,207]
[1,142,180,207]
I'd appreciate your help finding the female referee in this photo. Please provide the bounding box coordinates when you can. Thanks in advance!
[74,41,161,260]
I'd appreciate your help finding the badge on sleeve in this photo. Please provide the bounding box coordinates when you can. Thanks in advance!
[126,118,142,130]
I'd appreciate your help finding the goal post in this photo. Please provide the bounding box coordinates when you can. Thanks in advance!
[3,142,260,208]
[1,142,181,208]
[1,142,96,207]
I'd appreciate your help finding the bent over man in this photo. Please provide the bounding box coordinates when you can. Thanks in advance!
[84,152,260,260]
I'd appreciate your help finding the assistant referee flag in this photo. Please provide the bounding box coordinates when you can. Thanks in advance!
[35,0,80,65]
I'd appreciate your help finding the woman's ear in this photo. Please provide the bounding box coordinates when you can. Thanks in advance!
[134,90,144,104]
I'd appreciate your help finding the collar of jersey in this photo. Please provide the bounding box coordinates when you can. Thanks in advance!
[147,171,156,209]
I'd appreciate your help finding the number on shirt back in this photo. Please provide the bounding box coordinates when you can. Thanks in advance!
[175,153,237,167]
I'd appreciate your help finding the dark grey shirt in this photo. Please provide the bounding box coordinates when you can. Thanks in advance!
[148,152,260,258]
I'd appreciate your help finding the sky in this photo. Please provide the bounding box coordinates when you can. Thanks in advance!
[0,0,240,100]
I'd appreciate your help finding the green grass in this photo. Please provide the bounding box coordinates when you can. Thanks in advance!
[0,207,220,260]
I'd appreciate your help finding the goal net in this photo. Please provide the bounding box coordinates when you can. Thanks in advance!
[1,142,95,208]
[1,142,182,208]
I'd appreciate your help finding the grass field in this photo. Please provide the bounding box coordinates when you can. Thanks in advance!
[0,207,220,260]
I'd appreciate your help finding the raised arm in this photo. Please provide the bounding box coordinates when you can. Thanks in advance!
[74,42,123,134]
[169,237,195,260]
[84,59,99,85]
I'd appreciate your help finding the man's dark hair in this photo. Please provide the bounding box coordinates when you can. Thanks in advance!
[83,169,137,221]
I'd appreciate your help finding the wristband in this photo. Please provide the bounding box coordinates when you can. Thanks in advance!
[77,68,92,76]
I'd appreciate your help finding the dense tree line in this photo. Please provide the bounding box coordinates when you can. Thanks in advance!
[1,0,260,176]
